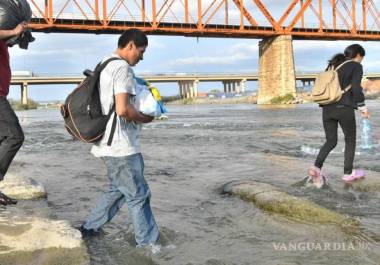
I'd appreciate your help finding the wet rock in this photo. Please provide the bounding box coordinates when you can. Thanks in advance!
[0,174,47,200]
[156,115,169,120]
[223,181,358,227]
[0,208,89,265]
[348,176,380,192]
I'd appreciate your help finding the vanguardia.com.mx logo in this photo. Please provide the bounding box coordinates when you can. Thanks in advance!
[272,241,371,251]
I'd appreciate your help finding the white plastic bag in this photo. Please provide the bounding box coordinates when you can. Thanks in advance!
[134,88,161,117]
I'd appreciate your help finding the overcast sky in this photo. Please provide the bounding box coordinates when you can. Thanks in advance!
[7,0,380,101]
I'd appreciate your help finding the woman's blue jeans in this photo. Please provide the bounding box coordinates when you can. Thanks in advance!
[83,153,160,246]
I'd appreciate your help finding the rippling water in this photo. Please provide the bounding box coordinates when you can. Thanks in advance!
[9,102,380,265]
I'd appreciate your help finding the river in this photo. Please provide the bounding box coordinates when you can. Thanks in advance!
[9,102,380,265]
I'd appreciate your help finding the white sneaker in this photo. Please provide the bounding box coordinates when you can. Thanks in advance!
[148,243,161,254]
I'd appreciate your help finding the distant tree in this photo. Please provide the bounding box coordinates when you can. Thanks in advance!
[210,89,221,94]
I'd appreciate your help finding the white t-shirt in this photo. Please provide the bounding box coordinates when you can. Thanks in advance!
[91,54,142,157]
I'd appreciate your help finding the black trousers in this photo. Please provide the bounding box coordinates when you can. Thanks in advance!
[0,97,24,180]
[314,104,356,174]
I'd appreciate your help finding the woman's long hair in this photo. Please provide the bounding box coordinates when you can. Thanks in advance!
[326,53,346,70]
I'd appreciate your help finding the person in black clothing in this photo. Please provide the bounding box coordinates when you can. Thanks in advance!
[308,44,370,187]
[0,23,27,205]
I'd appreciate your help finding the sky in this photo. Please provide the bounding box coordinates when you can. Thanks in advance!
[7,0,380,101]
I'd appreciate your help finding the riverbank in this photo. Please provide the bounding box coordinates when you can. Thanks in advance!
[168,93,312,105]
[169,91,380,106]
[168,95,258,105]
[9,99,39,111]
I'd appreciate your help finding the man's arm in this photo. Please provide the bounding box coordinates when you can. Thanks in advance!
[0,22,27,40]
[115,93,154,123]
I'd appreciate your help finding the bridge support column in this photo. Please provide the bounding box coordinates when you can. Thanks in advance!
[178,82,184,98]
[223,81,239,93]
[21,82,28,105]
[193,79,198,98]
[238,79,246,93]
[178,82,188,98]
[178,80,198,99]
[258,35,296,104]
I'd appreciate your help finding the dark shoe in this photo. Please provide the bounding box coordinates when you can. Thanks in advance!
[0,192,17,205]
[78,225,102,237]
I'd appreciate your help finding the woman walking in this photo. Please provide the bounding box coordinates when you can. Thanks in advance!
[308,44,370,187]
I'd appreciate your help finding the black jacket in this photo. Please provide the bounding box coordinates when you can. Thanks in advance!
[334,60,365,109]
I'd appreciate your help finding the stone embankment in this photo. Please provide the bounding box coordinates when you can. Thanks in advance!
[0,174,89,265]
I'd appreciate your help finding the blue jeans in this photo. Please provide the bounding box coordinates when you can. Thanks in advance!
[83,153,159,246]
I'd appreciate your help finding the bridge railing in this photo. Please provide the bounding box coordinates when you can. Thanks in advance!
[27,0,380,40]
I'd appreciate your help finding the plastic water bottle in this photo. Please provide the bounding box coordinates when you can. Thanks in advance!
[360,118,373,150]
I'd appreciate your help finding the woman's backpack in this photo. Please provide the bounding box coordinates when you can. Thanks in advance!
[60,58,121,145]
[311,60,353,105]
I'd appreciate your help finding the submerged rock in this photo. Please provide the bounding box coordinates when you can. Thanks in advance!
[348,177,380,192]
[0,209,89,265]
[156,115,169,120]
[223,181,358,227]
[0,174,47,200]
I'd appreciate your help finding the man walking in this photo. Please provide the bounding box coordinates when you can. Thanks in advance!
[80,29,160,251]
[0,22,27,205]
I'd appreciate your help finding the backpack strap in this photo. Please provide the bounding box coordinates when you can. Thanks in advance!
[342,84,352,94]
[95,57,123,73]
[335,59,354,71]
[95,57,123,147]
[107,106,117,146]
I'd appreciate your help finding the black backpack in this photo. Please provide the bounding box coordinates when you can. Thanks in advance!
[60,57,121,145]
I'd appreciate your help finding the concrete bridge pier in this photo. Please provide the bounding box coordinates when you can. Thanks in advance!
[223,81,240,93]
[238,79,246,93]
[223,82,228,93]
[258,35,296,104]
[21,82,28,105]
[223,79,246,93]
[178,80,198,99]
[301,80,314,87]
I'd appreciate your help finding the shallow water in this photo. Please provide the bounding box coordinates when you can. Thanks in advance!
[8,102,380,265]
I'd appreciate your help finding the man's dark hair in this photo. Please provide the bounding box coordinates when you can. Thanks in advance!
[118,28,148,48]
[344,44,366,58]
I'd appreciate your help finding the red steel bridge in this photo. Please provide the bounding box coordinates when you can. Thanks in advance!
[28,0,380,40]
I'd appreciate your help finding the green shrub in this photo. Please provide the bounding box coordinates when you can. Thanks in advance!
[162,95,181,103]
[210,89,221,94]
[270,93,295,104]
[182,98,194,104]
[10,98,39,110]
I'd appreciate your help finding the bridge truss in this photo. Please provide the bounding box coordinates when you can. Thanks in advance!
[28,0,380,40]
